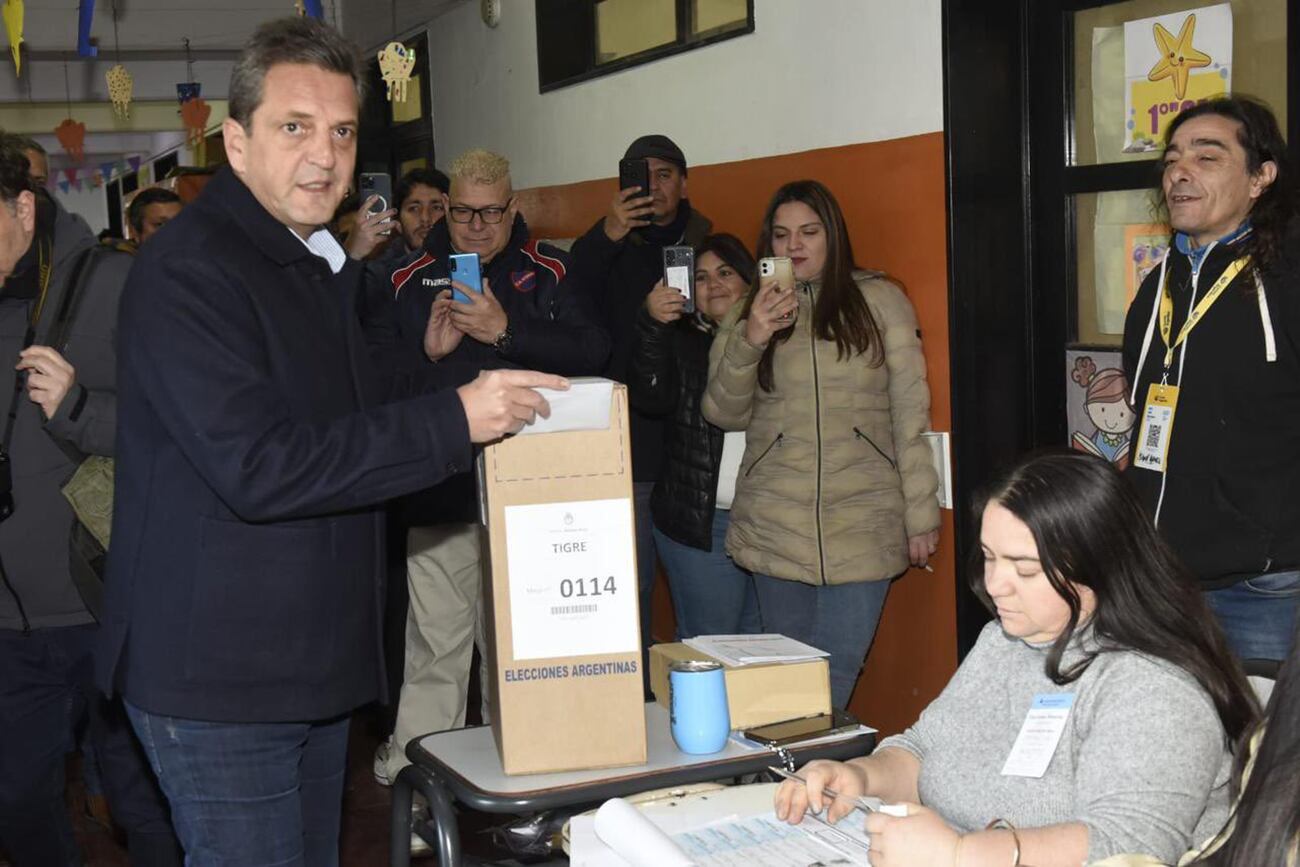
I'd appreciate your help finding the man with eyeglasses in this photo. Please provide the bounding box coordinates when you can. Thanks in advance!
[365,147,609,787]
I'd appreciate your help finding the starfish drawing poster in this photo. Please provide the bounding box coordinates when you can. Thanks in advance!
[1123,3,1232,153]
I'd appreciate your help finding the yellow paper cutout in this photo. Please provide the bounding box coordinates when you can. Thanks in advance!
[377,42,416,103]
[2,0,23,76]
[106,64,133,119]
[1148,14,1211,100]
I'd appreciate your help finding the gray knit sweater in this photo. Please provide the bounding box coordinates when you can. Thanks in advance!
[877,622,1232,864]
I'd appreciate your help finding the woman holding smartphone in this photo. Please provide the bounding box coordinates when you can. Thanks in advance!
[702,180,939,707]
[628,234,761,638]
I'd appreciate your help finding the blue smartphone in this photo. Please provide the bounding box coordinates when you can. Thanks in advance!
[448,253,481,305]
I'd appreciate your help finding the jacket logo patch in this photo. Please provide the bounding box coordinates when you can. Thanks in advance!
[423,277,451,287]
[510,270,537,293]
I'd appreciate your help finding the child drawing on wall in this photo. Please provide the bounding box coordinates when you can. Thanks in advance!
[1071,356,1135,470]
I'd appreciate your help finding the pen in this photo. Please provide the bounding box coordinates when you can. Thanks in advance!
[767,765,883,813]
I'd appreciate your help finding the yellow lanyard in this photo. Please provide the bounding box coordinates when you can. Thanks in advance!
[1158,256,1250,370]
[29,237,53,330]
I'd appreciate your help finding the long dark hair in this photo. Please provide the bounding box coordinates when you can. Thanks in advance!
[971,451,1257,746]
[743,180,884,391]
[1194,619,1300,865]
[1160,96,1295,273]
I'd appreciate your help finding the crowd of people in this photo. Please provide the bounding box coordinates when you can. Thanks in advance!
[0,13,1296,867]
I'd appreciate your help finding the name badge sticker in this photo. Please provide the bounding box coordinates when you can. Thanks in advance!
[1001,693,1076,778]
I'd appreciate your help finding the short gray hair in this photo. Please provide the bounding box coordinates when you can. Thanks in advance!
[228,17,365,129]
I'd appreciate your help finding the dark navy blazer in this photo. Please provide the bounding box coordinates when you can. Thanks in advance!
[98,169,475,722]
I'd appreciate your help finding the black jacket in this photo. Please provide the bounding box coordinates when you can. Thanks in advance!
[1122,220,1300,588]
[0,193,124,632]
[360,215,610,526]
[99,169,476,722]
[570,202,712,481]
[628,307,725,551]
[366,215,609,376]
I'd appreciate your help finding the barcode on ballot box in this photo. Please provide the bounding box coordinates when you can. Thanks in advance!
[1144,425,1161,449]
[551,604,597,615]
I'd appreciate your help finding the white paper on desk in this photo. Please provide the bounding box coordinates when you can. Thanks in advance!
[570,796,874,866]
[684,634,829,666]
[505,498,639,660]
[583,797,695,866]
[517,377,613,436]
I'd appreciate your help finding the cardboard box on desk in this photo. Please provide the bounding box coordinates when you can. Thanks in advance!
[478,379,647,776]
[649,643,831,730]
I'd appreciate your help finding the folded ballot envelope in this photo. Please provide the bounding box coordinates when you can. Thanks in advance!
[477,378,647,775]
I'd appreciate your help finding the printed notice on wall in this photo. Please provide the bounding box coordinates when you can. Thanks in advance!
[1122,4,1232,153]
[505,498,639,661]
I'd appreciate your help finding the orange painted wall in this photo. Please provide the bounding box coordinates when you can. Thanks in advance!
[516,132,957,737]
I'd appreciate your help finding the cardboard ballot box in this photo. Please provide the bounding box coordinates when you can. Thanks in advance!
[649,643,831,730]
[478,380,647,775]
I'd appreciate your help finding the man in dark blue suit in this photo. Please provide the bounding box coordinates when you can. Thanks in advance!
[96,18,565,866]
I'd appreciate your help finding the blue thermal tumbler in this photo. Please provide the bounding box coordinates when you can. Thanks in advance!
[669,660,730,754]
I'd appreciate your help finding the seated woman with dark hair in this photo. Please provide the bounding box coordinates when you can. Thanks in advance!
[628,233,760,637]
[1093,618,1300,867]
[775,451,1257,867]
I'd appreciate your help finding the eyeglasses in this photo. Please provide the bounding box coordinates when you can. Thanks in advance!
[447,200,512,224]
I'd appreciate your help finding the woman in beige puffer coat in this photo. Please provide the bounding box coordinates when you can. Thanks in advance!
[702,180,939,707]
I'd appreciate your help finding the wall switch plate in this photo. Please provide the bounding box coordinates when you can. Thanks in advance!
[921,431,953,510]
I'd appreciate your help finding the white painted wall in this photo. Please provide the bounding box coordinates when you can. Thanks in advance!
[426,0,943,189]
[52,182,110,236]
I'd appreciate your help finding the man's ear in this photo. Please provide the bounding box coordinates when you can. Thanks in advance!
[1251,160,1279,200]
[680,172,689,199]
[15,190,35,235]
[222,116,250,174]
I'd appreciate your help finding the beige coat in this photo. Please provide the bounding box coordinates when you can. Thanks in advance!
[702,271,939,585]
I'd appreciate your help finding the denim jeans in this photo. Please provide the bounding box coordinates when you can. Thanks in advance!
[653,510,760,639]
[125,702,349,867]
[1204,570,1300,663]
[0,626,181,867]
[751,575,892,708]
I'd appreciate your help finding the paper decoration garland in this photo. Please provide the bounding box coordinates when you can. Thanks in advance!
[2,0,23,76]
[106,64,133,118]
[377,42,416,103]
[55,118,86,164]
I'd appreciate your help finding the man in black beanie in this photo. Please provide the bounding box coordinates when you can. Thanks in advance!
[570,135,712,681]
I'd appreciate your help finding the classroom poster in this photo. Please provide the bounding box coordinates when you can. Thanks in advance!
[1066,350,1134,471]
[1123,4,1232,153]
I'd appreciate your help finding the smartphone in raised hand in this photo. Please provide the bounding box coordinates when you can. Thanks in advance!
[663,245,695,314]
[448,252,481,305]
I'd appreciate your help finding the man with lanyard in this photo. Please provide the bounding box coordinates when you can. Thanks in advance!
[570,135,712,686]
[1123,96,1300,663]
[366,147,608,787]
[0,138,182,865]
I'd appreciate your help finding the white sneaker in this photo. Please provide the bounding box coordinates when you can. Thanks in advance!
[373,737,393,787]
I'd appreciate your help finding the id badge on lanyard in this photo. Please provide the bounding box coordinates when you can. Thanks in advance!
[1134,383,1179,472]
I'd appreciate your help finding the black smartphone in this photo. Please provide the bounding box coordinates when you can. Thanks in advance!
[742,709,860,747]
[663,245,695,314]
[618,157,650,196]
[358,172,393,215]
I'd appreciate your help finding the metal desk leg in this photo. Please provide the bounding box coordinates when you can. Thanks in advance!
[390,766,414,867]
[395,763,461,867]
